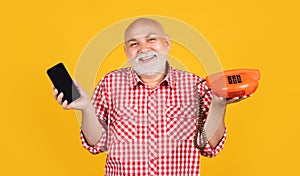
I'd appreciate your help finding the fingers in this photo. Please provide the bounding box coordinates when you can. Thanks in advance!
[62,100,71,110]
[53,88,58,98]
[51,85,76,110]
[52,88,63,104]
[51,81,86,110]
[56,92,64,105]
[235,94,252,101]
[52,86,65,105]
[62,99,79,110]
[226,94,252,104]
[225,98,239,104]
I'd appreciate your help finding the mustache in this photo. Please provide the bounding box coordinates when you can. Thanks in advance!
[134,51,159,61]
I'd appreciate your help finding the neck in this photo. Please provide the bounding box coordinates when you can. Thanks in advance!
[140,72,166,89]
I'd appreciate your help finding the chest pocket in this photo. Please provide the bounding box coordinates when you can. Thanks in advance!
[165,104,198,140]
[110,106,138,143]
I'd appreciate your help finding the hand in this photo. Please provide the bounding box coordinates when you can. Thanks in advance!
[52,80,92,111]
[212,94,252,105]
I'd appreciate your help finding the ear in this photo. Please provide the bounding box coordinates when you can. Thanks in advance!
[123,45,129,58]
[165,35,171,51]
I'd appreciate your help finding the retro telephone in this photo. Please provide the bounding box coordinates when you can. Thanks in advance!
[205,69,260,98]
[194,69,260,150]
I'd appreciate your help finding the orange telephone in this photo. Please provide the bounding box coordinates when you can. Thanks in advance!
[205,69,260,98]
[193,69,260,150]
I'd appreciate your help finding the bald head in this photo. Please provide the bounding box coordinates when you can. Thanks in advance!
[124,18,167,41]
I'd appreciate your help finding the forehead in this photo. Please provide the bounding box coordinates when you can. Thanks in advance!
[125,34,164,44]
[124,20,166,41]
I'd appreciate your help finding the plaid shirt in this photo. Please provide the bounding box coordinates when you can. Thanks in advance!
[80,65,226,176]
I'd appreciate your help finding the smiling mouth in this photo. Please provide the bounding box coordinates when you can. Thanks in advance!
[139,55,157,62]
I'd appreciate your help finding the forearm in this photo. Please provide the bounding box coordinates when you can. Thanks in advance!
[81,103,103,146]
[204,98,226,148]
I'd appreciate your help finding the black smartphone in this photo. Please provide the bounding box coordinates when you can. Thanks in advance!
[47,62,81,104]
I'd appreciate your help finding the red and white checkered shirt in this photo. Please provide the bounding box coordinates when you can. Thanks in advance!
[80,65,226,176]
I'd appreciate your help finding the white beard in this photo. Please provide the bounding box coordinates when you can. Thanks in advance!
[128,51,168,76]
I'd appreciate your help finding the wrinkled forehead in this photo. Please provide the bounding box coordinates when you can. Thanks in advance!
[125,34,168,45]
[124,21,167,41]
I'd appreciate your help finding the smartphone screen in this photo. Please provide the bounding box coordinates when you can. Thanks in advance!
[47,63,81,104]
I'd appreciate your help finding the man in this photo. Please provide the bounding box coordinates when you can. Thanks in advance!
[53,18,247,175]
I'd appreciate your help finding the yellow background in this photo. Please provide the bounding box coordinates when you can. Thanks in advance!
[1,0,299,175]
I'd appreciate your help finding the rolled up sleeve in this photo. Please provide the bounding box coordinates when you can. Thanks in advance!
[200,129,227,158]
[80,124,108,154]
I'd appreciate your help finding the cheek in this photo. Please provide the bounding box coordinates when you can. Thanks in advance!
[152,41,167,51]
[128,56,135,63]
[125,49,137,59]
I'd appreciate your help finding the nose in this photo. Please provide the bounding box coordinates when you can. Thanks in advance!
[138,42,151,54]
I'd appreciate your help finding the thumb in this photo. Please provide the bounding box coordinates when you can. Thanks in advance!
[73,79,85,93]
[73,79,90,100]
[73,79,80,88]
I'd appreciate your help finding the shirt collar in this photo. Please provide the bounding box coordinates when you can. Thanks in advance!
[129,62,176,89]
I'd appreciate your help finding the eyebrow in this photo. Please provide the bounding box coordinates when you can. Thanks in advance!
[126,38,138,43]
[126,33,159,43]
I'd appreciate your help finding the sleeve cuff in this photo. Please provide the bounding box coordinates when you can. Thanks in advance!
[201,128,227,158]
[80,127,107,154]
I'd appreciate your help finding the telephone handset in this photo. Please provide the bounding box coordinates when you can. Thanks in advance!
[205,69,260,98]
[193,69,260,150]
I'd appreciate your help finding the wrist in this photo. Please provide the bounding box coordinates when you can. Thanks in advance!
[211,95,227,108]
[81,102,95,114]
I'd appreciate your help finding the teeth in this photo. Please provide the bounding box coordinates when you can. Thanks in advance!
[140,55,155,61]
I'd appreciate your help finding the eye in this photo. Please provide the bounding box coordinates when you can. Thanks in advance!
[148,37,157,42]
[129,42,138,47]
